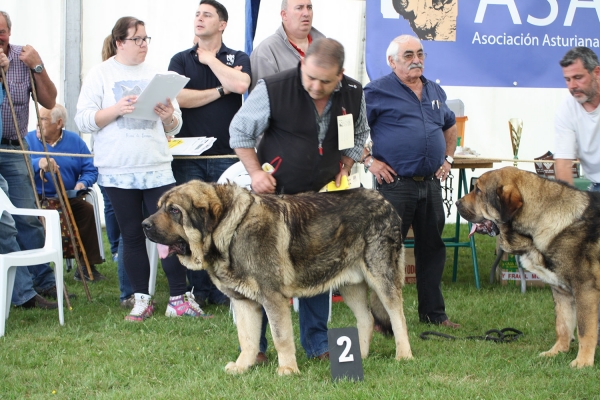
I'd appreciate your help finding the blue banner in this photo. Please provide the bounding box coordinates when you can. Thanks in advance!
[366,0,600,88]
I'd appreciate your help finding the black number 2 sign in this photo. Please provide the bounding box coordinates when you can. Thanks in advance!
[327,327,364,382]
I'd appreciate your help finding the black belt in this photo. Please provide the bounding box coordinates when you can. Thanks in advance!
[1,138,21,146]
[397,174,436,181]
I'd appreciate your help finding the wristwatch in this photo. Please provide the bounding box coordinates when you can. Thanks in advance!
[33,64,44,74]
[216,86,224,97]
[445,155,454,166]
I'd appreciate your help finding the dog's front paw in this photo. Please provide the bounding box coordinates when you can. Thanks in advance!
[276,365,300,376]
[225,361,249,374]
[570,357,594,368]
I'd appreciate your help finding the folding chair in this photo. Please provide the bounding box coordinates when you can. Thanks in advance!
[0,188,64,337]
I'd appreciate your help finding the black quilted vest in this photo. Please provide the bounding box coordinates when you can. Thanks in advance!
[257,63,363,194]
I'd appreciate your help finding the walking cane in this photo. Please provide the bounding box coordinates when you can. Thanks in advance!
[28,70,92,303]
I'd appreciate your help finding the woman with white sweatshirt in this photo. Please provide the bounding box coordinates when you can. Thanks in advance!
[76,16,209,322]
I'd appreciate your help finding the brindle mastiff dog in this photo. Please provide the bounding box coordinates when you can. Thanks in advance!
[456,166,600,368]
[142,180,413,375]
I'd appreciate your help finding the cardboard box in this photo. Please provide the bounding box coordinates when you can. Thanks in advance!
[495,237,545,287]
[499,253,546,288]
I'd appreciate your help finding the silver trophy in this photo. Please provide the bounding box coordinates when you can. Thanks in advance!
[509,118,523,167]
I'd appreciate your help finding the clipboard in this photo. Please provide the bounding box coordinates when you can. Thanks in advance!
[124,73,190,121]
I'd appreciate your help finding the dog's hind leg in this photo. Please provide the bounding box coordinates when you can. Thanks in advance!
[263,296,299,376]
[339,282,373,358]
[225,298,263,374]
[370,286,413,360]
[540,286,576,359]
[570,286,600,368]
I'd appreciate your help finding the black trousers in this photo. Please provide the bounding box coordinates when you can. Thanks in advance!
[378,176,448,324]
[104,184,187,296]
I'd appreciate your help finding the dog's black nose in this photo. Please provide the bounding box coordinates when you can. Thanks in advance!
[141,219,153,231]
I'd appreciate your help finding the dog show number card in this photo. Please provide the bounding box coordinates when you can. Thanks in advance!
[327,327,364,382]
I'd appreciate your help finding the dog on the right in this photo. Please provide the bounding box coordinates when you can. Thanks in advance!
[456,166,600,368]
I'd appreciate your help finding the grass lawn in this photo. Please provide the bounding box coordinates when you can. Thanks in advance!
[1,224,597,399]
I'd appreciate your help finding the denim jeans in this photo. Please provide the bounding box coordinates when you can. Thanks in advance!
[257,293,330,357]
[0,173,38,306]
[99,185,120,255]
[378,176,448,324]
[0,145,56,300]
[171,157,236,303]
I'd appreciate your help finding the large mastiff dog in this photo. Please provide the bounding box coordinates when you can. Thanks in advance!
[456,166,600,368]
[142,180,413,375]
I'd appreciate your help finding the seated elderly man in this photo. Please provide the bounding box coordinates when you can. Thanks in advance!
[25,104,106,282]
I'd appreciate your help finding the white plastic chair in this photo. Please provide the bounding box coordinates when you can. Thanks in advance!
[0,188,64,337]
[146,239,158,296]
[218,161,332,323]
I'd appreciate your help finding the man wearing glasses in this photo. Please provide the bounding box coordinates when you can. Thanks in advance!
[168,0,251,308]
[364,34,460,329]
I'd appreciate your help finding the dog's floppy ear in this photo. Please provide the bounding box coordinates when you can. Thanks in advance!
[190,190,222,235]
[496,184,523,222]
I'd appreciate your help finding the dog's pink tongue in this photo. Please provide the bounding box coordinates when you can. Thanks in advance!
[157,244,170,259]
[468,223,478,238]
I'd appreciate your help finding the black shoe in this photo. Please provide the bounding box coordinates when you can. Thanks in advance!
[17,294,58,309]
[38,285,77,300]
[74,265,106,282]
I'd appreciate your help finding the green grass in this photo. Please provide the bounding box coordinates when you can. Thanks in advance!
[1,225,598,399]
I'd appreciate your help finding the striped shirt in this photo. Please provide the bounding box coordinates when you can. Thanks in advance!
[1,45,31,140]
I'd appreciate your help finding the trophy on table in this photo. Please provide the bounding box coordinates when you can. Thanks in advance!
[509,118,523,167]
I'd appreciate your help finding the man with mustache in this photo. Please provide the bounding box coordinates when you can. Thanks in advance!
[553,46,600,343]
[364,34,460,329]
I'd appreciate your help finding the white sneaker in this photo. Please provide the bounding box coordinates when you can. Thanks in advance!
[125,293,154,322]
[165,292,212,318]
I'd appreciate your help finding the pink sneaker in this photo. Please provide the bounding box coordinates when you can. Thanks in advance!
[125,293,154,322]
[165,292,212,318]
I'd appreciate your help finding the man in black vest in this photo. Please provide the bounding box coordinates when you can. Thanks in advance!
[230,38,370,361]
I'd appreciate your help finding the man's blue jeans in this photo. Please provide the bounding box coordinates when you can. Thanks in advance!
[0,172,37,306]
[171,157,236,304]
[99,185,120,255]
[257,292,330,357]
[0,145,55,302]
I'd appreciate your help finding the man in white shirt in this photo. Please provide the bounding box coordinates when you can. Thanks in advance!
[553,46,600,344]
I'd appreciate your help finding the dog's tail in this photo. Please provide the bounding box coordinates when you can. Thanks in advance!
[370,292,394,336]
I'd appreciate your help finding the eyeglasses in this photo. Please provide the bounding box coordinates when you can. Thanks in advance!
[402,51,427,62]
[123,37,151,46]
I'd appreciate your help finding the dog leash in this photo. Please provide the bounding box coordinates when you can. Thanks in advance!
[420,327,523,343]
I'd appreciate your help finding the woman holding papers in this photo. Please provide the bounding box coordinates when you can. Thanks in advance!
[75,16,209,322]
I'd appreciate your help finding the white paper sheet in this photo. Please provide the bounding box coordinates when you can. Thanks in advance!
[168,137,216,156]
[124,73,190,121]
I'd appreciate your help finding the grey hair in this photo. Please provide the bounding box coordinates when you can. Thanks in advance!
[0,11,11,30]
[559,47,600,73]
[305,38,345,74]
[281,0,287,10]
[49,104,68,125]
[386,35,422,67]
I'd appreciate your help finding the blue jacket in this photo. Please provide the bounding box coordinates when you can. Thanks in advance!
[25,129,98,197]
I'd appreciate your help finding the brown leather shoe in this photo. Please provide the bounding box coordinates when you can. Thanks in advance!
[316,351,330,361]
[18,294,58,310]
[256,352,268,365]
[439,319,461,329]
[38,285,76,300]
